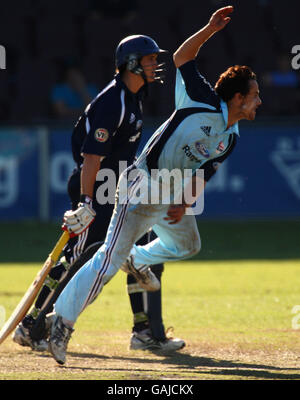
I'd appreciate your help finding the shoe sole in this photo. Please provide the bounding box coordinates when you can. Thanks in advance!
[151,341,186,354]
[130,339,162,350]
[130,343,162,351]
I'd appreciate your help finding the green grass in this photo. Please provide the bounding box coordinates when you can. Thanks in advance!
[1,260,300,380]
[0,219,300,262]
[0,220,299,380]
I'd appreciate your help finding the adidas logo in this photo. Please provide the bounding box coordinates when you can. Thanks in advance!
[200,126,211,136]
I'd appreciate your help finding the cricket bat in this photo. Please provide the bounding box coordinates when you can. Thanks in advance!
[0,231,70,345]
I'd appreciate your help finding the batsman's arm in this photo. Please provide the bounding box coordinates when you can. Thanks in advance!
[81,153,103,199]
[62,153,103,236]
[173,5,233,68]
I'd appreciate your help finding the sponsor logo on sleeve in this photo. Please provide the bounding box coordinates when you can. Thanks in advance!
[94,128,109,143]
[195,141,210,158]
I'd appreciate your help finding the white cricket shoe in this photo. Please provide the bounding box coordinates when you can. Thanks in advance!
[121,256,160,292]
[12,322,49,352]
[48,314,74,365]
[130,330,185,353]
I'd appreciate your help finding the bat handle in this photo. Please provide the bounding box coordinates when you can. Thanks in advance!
[50,231,70,262]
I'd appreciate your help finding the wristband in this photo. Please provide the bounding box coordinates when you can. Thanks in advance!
[80,194,92,204]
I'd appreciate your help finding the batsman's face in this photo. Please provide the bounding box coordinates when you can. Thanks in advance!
[140,53,159,82]
[240,80,262,120]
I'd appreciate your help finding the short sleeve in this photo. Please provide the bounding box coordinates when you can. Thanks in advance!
[81,95,121,158]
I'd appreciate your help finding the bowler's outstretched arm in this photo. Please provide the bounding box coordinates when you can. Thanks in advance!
[173,5,234,68]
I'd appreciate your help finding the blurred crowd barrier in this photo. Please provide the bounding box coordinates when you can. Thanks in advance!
[0,119,300,221]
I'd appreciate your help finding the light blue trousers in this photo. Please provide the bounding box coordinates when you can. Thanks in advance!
[54,166,201,322]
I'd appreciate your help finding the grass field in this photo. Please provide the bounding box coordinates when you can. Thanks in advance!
[0,220,300,381]
[1,262,300,380]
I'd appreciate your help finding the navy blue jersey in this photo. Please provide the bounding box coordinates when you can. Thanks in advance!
[71,73,145,175]
[138,60,239,184]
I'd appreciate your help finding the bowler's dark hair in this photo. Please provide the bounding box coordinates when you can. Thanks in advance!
[214,65,257,102]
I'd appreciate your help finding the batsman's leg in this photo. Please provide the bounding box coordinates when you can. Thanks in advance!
[30,241,103,341]
[12,255,71,351]
[127,231,166,343]
[128,263,185,352]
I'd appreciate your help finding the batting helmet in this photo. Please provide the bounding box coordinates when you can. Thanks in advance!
[115,35,166,80]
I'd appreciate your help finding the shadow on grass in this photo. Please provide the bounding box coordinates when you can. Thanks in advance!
[46,351,300,380]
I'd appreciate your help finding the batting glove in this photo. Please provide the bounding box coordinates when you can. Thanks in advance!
[62,197,96,237]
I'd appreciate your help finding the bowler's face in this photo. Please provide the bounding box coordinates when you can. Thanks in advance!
[240,80,262,120]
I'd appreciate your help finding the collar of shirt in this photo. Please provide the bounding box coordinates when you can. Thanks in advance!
[220,99,240,136]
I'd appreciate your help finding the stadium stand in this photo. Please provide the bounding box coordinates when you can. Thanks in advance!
[0,0,298,123]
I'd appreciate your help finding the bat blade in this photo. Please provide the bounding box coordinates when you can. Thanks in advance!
[0,231,69,345]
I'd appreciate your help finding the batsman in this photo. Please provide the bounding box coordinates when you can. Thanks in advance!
[13,34,185,352]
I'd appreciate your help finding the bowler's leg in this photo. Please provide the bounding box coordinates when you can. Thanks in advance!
[131,213,201,267]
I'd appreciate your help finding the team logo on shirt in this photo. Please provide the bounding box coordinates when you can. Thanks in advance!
[94,128,109,143]
[195,141,210,158]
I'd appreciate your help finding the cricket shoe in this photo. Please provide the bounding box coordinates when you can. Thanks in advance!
[121,256,160,292]
[130,330,185,353]
[12,321,49,352]
[48,313,74,365]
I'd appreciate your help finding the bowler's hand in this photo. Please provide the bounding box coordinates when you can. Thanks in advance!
[209,6,233,32]
[164,204,188,225]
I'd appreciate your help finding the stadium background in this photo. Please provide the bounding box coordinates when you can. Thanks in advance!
[0,0,299,261]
